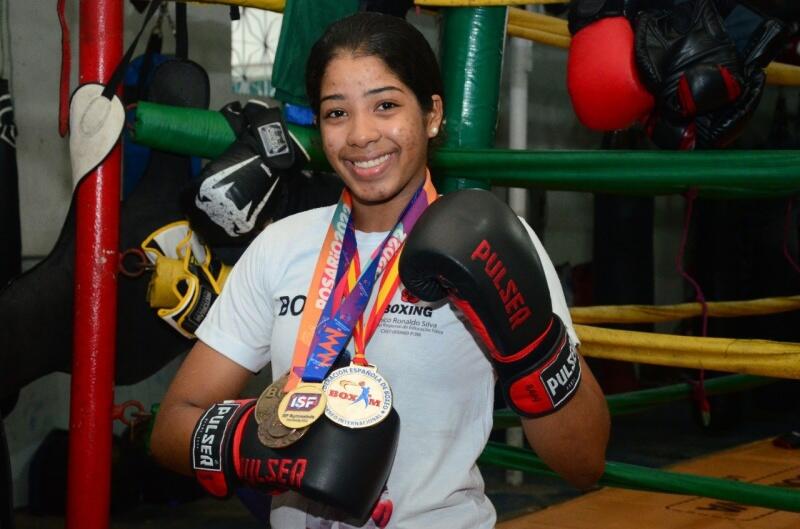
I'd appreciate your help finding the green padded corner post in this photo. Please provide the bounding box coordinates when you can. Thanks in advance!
[438,7,506,193]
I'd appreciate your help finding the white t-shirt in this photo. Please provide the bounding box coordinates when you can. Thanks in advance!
[197,204,578,529]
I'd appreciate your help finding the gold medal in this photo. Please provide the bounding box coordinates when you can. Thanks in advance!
[277,382,327,429]
[322,364,393,429]
[255,373,289,425]
[257,413,308,449]
[255,373,309,448]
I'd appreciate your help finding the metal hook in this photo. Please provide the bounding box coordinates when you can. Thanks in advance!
[111,400,146,428]
[119,247,154,278]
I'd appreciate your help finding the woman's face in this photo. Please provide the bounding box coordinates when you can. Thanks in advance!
[319,53,442,214]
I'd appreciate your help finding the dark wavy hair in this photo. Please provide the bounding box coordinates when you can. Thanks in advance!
[305,12,444,121]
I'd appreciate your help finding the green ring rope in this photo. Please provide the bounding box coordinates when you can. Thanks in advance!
[133,102,800,199]
[480,442,800,513]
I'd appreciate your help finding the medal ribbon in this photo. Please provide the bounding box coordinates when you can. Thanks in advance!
[347,237,400,366]
[285,172,437,391]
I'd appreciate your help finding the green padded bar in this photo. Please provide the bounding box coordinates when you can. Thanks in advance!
[133,101,329,171]
[601,373,772,416]
[479,442,800,513]
[434,149,800,198]
[133,102,800,198]
[492,374,773,429]
[438,7,506,192]
[134,101,235,159]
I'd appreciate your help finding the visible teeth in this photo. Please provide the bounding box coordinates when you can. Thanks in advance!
[353,154,390,169]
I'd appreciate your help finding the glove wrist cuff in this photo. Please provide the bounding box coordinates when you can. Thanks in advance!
[498,318,582,418]
[191,399,255,498]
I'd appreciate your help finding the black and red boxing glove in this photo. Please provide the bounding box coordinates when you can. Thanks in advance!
[634,0,788,149]
[191,398,399,524]
[566,0,655,131]
[399,190,581,418]
[635,0,744,122]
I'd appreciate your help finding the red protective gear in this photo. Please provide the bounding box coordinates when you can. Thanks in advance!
[567,16,654,131]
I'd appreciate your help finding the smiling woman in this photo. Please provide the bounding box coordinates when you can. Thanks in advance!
[306,14,444,232]
[316,54,441,231]
[150,11,608,529]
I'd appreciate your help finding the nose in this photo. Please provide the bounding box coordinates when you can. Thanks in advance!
[346,111,380,148]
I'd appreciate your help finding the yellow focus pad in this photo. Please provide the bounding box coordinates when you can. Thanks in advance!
[146,258,190,309]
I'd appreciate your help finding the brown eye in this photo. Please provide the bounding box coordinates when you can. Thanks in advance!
[324,109,346,120]
[377,101,398,112]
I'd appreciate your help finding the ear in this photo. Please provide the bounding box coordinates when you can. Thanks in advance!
[426,94,444,139]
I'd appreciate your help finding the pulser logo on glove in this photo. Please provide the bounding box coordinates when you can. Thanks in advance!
[190,396,398,523]
[399,189,582,418]
[470,239,532,332]
[239,457,307,488]
[541,343,581,406]
[193,402,242,471]
[508,331,581,415]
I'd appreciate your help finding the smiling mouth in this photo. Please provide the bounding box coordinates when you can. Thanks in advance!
[351,153,391,169]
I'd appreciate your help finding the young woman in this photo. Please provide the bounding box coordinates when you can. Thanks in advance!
[151,12,609,529]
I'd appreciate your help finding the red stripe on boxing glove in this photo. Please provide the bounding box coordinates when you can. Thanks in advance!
[399,190,582,418]
[453,296,580,416]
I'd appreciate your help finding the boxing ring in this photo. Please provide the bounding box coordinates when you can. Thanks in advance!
[66,0,800,528]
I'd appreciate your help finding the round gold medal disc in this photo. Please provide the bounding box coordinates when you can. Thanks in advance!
[254,373,289,425]
[322,364,393,429]
[254,373,308,448]
[277,383,327,429]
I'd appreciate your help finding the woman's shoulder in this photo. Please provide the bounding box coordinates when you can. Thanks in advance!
[250,204,338,250]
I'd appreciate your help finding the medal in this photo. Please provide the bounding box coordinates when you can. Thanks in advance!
[257,413,308,449]
[285,173,438,394]
[255,373,289,425]
[277,382,327,429]
[255,373,309,448]
[322,364,393,429]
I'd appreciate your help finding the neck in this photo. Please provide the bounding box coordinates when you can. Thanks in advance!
[351,172,427,233]
[352,199,407,233]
